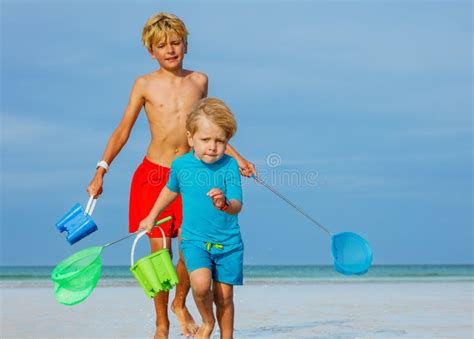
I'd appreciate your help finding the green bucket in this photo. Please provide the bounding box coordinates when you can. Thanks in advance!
[130,227,178,298]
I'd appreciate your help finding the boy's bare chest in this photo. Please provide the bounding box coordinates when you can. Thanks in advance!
[144,80,203,116]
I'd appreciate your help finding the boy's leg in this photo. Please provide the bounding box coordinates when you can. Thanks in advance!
[190,268,215,338]
[170,208,198,335]
[211,242,243,339]
[171,248,198,336]
[213,282,235,339]
[150,237,172,339]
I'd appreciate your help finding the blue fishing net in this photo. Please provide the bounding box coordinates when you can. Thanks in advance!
[331,232,373,275]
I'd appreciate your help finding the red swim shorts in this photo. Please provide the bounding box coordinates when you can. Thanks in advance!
[129,157,182,238]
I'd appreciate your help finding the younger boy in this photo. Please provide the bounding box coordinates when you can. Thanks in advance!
[140,98,244,339]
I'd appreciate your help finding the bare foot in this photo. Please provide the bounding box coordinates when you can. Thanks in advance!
[153,326,169,339]
[194,321,215,339]
[171,303,199,336]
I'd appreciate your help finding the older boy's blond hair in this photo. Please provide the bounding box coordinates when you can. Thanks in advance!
[187,98,237,140]
[142,13,188,51]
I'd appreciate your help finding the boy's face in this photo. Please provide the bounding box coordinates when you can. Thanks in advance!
[187,117,228,164]
[149,32,187,71]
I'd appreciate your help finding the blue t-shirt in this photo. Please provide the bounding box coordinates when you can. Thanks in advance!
[166,151,243,245]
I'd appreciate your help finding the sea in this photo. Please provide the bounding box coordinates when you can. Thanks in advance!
[1,265,473,288]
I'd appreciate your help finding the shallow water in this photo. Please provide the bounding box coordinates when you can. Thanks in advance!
[1,264,473,287]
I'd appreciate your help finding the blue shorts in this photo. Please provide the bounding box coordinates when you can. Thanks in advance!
[180,239,244,286]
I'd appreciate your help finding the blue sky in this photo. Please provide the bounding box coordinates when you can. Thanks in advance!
[1,0,472,266]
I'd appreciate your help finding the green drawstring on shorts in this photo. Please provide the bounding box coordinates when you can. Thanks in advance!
[205,242,223,251]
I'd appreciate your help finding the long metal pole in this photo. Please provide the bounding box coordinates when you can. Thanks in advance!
[252,175,333,236]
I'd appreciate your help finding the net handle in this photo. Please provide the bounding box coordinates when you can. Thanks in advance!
[102,216,172,249]
[130,225,167,266]
[251,174,333,236]
[85,195,97,216]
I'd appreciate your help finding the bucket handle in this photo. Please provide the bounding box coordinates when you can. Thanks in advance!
[84,195,97,216]
[130,217,171,267]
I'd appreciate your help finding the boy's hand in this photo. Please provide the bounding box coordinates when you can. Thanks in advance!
[235,156,256,177]
[87,173,104,198]
[139,216,155,233]
[207,188,226,209]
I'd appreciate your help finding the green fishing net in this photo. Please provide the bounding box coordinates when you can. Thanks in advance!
[51,246,103,306]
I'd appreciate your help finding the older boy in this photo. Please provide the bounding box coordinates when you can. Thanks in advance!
[86,13,255,339]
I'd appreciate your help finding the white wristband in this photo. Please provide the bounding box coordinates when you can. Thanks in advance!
[96,160,109,172]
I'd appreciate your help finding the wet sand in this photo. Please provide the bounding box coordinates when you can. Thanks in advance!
[1,281,472,338]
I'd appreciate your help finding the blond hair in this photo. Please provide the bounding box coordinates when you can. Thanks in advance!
[187,98,237,140]
[142,13,188,51]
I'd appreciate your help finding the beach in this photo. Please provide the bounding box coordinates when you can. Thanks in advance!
[2,280,472,338]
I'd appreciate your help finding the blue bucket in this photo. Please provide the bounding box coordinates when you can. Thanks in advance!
[56,197,98,245]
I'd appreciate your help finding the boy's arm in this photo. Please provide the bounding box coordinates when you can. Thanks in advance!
[207,157,243,214]
[208,188,242,215]
[225,199,242,215]
[87,77,146,198]
[225,144,256,177]
[139,187,179,232]
[203,74,208,97]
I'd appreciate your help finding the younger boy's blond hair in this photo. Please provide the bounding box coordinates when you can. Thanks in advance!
[187,98,237,140]
[142,12,189,52]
